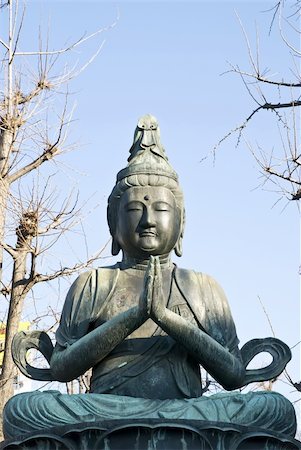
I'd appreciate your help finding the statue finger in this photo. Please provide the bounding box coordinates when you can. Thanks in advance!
[143,257,155,313]
[154,256,162,285]
[144,257,154,291]
[153,257,163,296]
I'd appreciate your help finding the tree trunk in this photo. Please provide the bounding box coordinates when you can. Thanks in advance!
[0,241,29,426]
[0,181,9,287]
[0,129,13,284]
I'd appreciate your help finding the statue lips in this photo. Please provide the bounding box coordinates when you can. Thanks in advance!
[138,230,158,252]
[139,230,157,237]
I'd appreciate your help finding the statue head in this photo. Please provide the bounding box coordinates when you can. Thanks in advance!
[107,114,185,259]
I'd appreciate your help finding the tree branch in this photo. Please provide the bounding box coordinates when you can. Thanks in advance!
[264,166,301,187]
[215,99,301,152]
[13,19,118,57]
[1,242,17,258]
[32,253,103,285]
[260,100,301,110]
[7,143,60,183]
[226,63,301,87]
[13,82,50,106]
[0,38,9,50]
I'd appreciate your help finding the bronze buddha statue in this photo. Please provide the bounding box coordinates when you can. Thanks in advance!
[3,114,296,439]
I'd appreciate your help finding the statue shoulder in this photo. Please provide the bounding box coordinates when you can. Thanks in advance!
[69,264,120,299]
[174,266,224,295]
[56,264,120,347]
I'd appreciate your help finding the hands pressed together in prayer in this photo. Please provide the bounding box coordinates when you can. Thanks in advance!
[137,256,247,390]
[139,256,166,324]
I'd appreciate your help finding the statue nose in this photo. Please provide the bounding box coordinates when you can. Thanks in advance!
[140,207,156,228]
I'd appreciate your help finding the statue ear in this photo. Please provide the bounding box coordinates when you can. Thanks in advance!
[174,208,185,257]
[111,238,121,256]
[174,234,183,257]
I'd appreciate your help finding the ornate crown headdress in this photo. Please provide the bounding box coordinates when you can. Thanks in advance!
[115,114,178,183]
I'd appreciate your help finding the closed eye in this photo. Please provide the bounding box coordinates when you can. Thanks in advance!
[125,201,143,212]
[154,202,171,211]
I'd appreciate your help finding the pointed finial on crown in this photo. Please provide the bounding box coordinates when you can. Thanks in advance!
[128,114,168,162]
[117,114,178,183]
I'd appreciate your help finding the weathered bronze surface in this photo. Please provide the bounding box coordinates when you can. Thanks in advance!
[2,115,298,448]
[1,419,301,450]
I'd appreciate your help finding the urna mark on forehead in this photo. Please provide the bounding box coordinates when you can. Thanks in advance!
[119,185,178,209]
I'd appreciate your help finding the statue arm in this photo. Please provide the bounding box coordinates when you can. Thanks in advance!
[147,257,245,390]
[51,264,157,382]
[50,305,146,382]
[153,308,245,390]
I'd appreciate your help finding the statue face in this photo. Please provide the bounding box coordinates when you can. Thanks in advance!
[115,186,181,259]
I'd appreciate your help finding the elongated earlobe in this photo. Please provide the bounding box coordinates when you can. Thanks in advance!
[111,238,121,256]
[174,234,183,257]
[174,209,185,257]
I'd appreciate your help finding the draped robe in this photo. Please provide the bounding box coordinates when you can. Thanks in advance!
[3,264,297,438]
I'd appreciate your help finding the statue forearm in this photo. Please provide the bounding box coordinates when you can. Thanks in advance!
[50,306,146,382]
[154,308,245,390]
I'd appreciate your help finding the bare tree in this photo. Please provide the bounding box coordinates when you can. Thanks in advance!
[212,0,301,399]
[0,0,115,424]
[214,0,301,202]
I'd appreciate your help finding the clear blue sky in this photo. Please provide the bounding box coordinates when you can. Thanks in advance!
[6,0,300,421]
